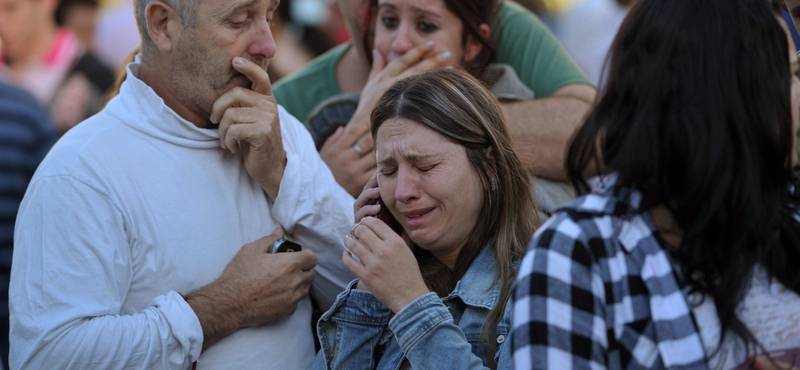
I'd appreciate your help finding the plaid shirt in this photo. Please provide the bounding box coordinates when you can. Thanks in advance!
[511,186,709,370]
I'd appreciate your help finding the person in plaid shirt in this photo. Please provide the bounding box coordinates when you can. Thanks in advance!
[511,0,800,368]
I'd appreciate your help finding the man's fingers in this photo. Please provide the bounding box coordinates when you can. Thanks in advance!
[298,268,315,290]
[232,56,273,96]
[269,227,285,238]
[217,107,257,151]
[223,123,264,152]
[218,107,277,151]
[249,229,286,253]
[210,88,262,125]
[285,249,318,271]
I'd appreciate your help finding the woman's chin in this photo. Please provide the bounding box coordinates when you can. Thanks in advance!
[407,231,428,248]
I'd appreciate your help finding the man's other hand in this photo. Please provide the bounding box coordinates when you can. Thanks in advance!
[186,228,317,351]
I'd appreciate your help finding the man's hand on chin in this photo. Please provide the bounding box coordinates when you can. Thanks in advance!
[211,56,286,201]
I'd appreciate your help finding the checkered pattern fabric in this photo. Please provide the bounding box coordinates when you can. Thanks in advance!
[511,187,709,370]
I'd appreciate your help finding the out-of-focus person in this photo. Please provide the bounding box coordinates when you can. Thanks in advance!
[270,0,349,82]
[0,0,114,132]
[92,0,140,70]
[511,0,800,368]
[553,0,636,87]
[55,0,99,48]
[0,49,58,370]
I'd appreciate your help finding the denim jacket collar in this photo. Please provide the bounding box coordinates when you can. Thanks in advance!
[446,246,505,310]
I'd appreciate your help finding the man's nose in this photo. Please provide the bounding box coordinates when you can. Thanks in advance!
[247,20,277,59]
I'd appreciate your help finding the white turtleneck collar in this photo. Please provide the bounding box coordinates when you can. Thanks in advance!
[106,61,223,149]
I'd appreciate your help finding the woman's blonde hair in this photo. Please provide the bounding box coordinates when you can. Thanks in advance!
[370,68,540,367]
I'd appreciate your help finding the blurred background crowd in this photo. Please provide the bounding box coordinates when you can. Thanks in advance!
[4,0,800,133]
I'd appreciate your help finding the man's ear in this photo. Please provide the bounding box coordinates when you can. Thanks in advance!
[464,24,490,64]
[145,1,181,53]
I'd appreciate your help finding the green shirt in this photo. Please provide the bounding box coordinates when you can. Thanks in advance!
[273,1,592,124]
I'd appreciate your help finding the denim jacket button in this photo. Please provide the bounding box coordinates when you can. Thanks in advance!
[496,335,505,344]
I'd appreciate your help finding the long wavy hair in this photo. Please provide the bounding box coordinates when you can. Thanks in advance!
[362,0,499,75]
[371,69,539,368]
[567,0,800,355]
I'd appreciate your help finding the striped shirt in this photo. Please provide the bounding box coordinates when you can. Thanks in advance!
[0,81,57,365]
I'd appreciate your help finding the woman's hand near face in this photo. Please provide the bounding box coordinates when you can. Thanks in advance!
[353,171,382,223]
[348,42,453,137]
[343,217,430,313]
[321,44,453,194]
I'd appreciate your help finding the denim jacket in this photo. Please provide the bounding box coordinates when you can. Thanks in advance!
[312,247,513,370]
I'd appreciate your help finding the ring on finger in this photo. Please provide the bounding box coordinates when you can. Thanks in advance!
[353,143,364,156]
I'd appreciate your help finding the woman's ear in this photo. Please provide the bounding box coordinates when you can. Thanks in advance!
[146,1,182,53]
[464,24,490,64]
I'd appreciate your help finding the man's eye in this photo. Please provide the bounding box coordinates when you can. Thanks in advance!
[230,18,249,28]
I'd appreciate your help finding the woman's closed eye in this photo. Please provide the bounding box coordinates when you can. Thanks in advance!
[380,166,398,176]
